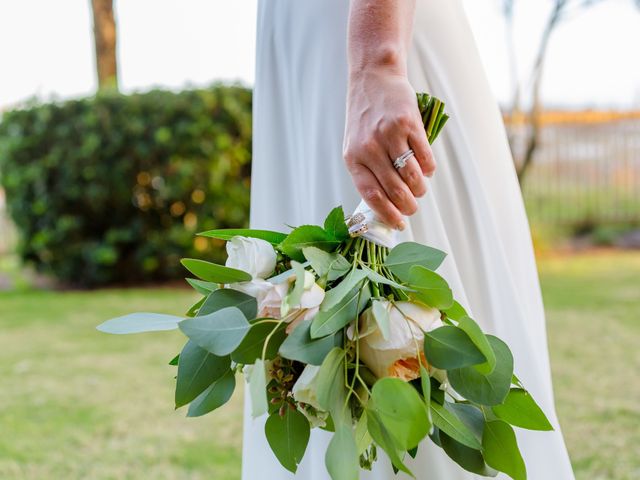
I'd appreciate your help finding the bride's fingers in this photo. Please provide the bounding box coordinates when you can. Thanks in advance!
[409,129,436,177]
[348,163,405,229]
[389,145,427,198]
[366,156,418,217]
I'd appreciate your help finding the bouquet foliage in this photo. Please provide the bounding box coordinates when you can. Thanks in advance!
[98,94,552,480]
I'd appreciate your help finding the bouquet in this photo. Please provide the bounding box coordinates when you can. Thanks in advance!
[98,94,552,480]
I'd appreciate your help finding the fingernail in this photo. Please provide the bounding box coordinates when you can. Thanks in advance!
[397,221,406,231]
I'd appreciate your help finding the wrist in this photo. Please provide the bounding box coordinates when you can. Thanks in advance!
[348,44,408,79]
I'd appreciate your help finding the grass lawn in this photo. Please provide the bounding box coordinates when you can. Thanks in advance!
[0,251,638,480]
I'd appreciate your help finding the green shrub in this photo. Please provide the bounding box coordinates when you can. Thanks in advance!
[0,85,252,286]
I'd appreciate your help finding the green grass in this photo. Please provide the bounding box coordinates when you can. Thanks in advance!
[0,252,639,479]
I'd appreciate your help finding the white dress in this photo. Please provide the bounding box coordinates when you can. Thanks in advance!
[244,1,575,479]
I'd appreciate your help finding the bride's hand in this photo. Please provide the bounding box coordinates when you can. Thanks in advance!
[343,70,435,231]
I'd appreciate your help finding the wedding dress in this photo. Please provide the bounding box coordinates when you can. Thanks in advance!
[244,0,575,479]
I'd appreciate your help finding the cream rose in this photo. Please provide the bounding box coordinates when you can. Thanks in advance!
[225,236,277,279]
[349,300,442,381]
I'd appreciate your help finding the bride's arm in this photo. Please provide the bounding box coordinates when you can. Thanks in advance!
[344,0,435,230]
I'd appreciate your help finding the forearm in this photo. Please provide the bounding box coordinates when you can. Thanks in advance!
[347,0,416,77]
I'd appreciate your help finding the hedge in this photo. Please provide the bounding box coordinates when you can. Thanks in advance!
[0,85,252,286]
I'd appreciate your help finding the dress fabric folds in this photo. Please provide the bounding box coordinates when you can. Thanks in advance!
[244,1,575,478]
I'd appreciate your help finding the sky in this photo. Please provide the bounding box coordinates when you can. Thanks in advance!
[1,0,639,111]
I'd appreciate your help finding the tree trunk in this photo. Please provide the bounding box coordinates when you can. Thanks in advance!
[91,0,118,90]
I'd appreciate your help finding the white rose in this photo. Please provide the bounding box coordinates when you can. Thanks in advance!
[225,236,277,279]
[292,365,329,428]
[349,300,442,381]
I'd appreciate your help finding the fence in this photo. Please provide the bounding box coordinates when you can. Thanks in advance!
[507,111,640,226]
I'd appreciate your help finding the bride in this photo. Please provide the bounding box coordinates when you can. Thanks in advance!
[244,0,575,478]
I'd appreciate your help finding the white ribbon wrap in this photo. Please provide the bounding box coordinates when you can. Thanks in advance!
[347,199,400,248]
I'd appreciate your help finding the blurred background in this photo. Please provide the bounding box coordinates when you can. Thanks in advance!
[0,1,638,479]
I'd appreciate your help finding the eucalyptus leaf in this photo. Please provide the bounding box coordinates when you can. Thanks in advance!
[448,336,514,406]
[457,316,496,374]
[440,432,498,477]
[361,265,414,291]
[279,319,340,365]
[185,278,219,295]
[265,408,310,473]
[384,242,446,280]
[231,321,287,364]
[175,340,230,408]
[97,312,183,334]
[430,402,481,450]
[316,347,347,425]
[187,369,236,417]
[181,258,251,283]
[280,225,341,262]
[199,288,257,319]
[443,300,468,321]
[366,409,413,476]
[320,269,368,312]
[179,306,250,356]
[249,358,268,417]
[323,206,350,241]
[445,403,485,444]
[370,378,430,450]
[285,261,306,311]
[354,412,372,455]
[492,388,553,431]
[185,296,206,317]
[424,326,486,369]
[197,228,287,245]
[408,266,454,309]
[419,366,432,425]
[482,420,527,480]
[325,425,359,480]
[311,283,370,339]
[302,247,350,281]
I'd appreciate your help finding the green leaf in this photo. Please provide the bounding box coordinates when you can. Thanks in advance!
[384,242,446,279]
[370,378,430,450]
[231,321,286,364]
[316,347,347,425]
[492,388,553,431]
[408,266,454,309]
[320,269,368,311]
[419,366,432,425]
[199,288,257,319]
[311,283,371,339]
[325,425,359,480]
[185,278,219,296]
[371,300,391,340]
[366,409,413,476]
[323,206,350,241]
[430,402,481,450]
[423,326,486,369]
[267,261,310,284]
[185,296,206,317]
[445,402,485,443]
[181,258,252,283]
[197,228,287,245]
[440,432,498,477]
[179,306,250,356]
[264,408,310,473]
[457,316,496,374]
[361,265,414,291]
[187,369,236,417]
[168,353,180,366]
[249,358,268,417]
[448,335,514,406]
[302,247,350,281]
[482,420,527,480]
[280,225,341,262]
[175,340,230,408]
[97,312,183,334]
[443,300,468,321]
[354,412,372,455]
[285,261,306,312]
[279,319,340,365]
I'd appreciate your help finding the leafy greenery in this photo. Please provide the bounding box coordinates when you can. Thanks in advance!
[1,252,638,478]
[0,85,252,286]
